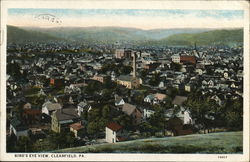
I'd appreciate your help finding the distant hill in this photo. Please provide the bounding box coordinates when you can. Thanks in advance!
[21,26,211,42]
[55,131,242,153]
[144,29,243,46]
[7,25,62,43]
[7,25,243,46]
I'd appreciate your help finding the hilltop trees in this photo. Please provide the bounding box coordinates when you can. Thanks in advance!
[184,90,243,132]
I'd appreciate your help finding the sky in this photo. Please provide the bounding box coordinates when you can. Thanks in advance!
[7,9,244,29]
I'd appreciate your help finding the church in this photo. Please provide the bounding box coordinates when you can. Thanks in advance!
[116,52,141,89]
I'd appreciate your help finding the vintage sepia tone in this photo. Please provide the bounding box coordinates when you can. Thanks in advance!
[0,0,249,161]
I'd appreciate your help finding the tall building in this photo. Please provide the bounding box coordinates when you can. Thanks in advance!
[115,49,133,59]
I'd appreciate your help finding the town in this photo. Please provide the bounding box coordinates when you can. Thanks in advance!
[6,41,243,152]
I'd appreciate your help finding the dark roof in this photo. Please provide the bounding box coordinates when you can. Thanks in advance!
[106,122,122,131]
[117,75,133,82]
[53,108,79,121]
[172,96,188,106]
[10,118,28,131]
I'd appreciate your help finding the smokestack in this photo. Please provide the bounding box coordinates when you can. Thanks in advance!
[133,52,136,78]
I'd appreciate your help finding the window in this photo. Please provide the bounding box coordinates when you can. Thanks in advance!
[113,131,114,135]
[112,138,114,143]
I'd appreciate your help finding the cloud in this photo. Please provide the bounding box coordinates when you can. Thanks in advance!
[7,9,244,29]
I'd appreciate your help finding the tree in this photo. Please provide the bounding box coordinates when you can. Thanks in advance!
[163,97,173,109]
[149,72,161,86]
[113,114,133,130]
[120,65,133,75]
[170,62,182,71]
[166,87,179,99]
[184,94,223,133]
[102,105,111,119]
[85,81,103,95]
[223,98,243,131]
[139,121,155,136]
[87,121,100,136]
[15,136,33,152]
[148,105,165,134]
[7,62,22,80]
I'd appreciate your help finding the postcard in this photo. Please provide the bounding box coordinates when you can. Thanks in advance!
[0,0,249,161]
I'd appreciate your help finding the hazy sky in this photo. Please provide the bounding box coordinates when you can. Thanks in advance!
[8,9,244,29]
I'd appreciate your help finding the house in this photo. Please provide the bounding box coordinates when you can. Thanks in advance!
[180,55,197,64]
[70,122,85,138]
[122,103,143,125]
[195,68,204,75]
[91,74,108,83]
[184,84,191,92]
[166,117,193,136]
[22,109,41,125]
[77,101,92,116]
[171,54,180,63]
[144,93,167,104]
[144,94,155,103]
[115,95,125,106]
[50,77,64,87]
[51,108,80,133]
[23,102,32,109]
[10,118,29,139]
[115,49,133,59]
[42,101,62,116]
[116,75,140,89]
[105,122,124,143]
[140,104,155,119]
[165,108,193,125]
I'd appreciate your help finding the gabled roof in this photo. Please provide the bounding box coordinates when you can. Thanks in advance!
[53,108,79,121]
[44,102,62,111]
[10,118,28,131]
[122,103,137,116]
[115,96,124,104]
[145,94,155,100]
[106,122,122,131]
[154,93,167,100]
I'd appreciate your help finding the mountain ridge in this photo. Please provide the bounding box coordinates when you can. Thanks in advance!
[7,25,243,46]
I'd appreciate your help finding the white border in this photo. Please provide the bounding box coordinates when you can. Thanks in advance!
[0,0,249,161]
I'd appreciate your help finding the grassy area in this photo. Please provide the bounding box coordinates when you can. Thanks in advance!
[54,131,242,153]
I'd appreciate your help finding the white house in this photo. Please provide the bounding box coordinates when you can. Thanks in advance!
[224,72,229,79]
[185,84,191,92]
[115,95,125,106]
[144,94,155,103]
[77,101,92,116]
[176,108,193,124]
[143,108,155,119]
[105,122,123,143]
[165,108,193,125]
[171,54,180,63]
[195,68,203,75]
[144,93,167,105]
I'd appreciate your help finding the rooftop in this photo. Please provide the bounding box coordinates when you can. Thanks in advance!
[106,122,122,132]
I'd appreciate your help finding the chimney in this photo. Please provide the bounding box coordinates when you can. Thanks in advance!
[133,52,137,78]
